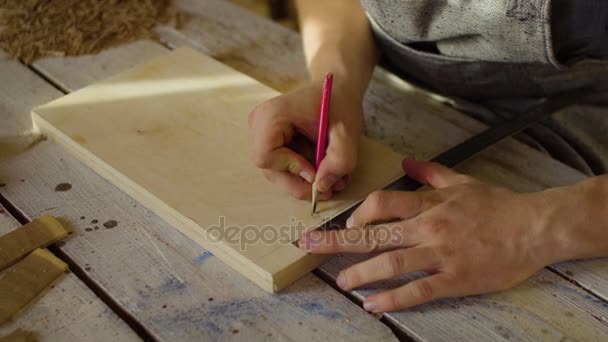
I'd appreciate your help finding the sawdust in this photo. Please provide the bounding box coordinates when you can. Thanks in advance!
[0,0,178,64]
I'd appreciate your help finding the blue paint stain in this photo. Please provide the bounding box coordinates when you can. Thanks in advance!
[157,300,258,338]
[202,321,222,336]
[159,277,188,292]
[301,302,323,311]
[299,302,342,320]
[194,251,214,265]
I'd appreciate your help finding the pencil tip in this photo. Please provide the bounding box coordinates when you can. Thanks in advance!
[311,182,318,214]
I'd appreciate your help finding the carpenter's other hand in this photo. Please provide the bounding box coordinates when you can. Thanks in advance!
[248,82,362,200]
[299,159,556,312]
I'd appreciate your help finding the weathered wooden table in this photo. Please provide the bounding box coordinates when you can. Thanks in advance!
[1,1,607,340]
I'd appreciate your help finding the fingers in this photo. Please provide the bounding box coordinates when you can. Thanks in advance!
[252,121,316,180]
[250,102,316,180]
[363,273,454,312]
[249,85,363,198]
[348,190,433,228]
[256,146,316,182]
[315,132,358,193]
[298,222,423,254]
[337,247,440,290]
[262,170,332,200]
[402,159,474,189]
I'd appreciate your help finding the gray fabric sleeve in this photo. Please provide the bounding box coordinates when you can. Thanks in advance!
[359,0,560,66]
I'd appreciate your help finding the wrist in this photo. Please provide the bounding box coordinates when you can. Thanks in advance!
[308,67,369,101]
[525,187,573,266]
[304,72,365,122]
[531,177,608,264]
[307,43,377,99]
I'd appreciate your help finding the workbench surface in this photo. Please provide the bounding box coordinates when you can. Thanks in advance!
[1,0,607,340]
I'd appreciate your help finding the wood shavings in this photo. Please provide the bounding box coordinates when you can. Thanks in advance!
[0,0,172,64]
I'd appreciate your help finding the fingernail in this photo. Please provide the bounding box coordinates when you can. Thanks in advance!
[337,273,347,289]
[299,170,314,183]
[318,174,339,192]
[346,215,354,228]
[363,300,377,312]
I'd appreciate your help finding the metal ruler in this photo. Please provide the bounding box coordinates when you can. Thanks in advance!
[389,89,588,191]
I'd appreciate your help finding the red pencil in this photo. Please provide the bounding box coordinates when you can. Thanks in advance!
[312,73,333,214]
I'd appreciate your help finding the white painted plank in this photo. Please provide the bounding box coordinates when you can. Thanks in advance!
[0,140,397,341]
[2,45,397,340]
[30,41,168,92]
[150,0,608,339]
[0,204,139,341]
[0,50,62,160]
[320,255,608,341]
[155,0,308,94]
[0,51,138,341]
[8,1,608,340]
[551,260,608,303]
[0,51,60,138]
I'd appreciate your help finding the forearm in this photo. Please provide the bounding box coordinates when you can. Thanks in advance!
[537,175,608,263]
[295,0,378,98]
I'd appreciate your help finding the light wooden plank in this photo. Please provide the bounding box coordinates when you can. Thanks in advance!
[150,0,608,338]
[0,204,139,341]
[32,47,404,292]
[2,44,398,340]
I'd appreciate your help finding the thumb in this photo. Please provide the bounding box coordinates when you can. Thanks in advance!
[315,140,357,193]
[402,159,470,189]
